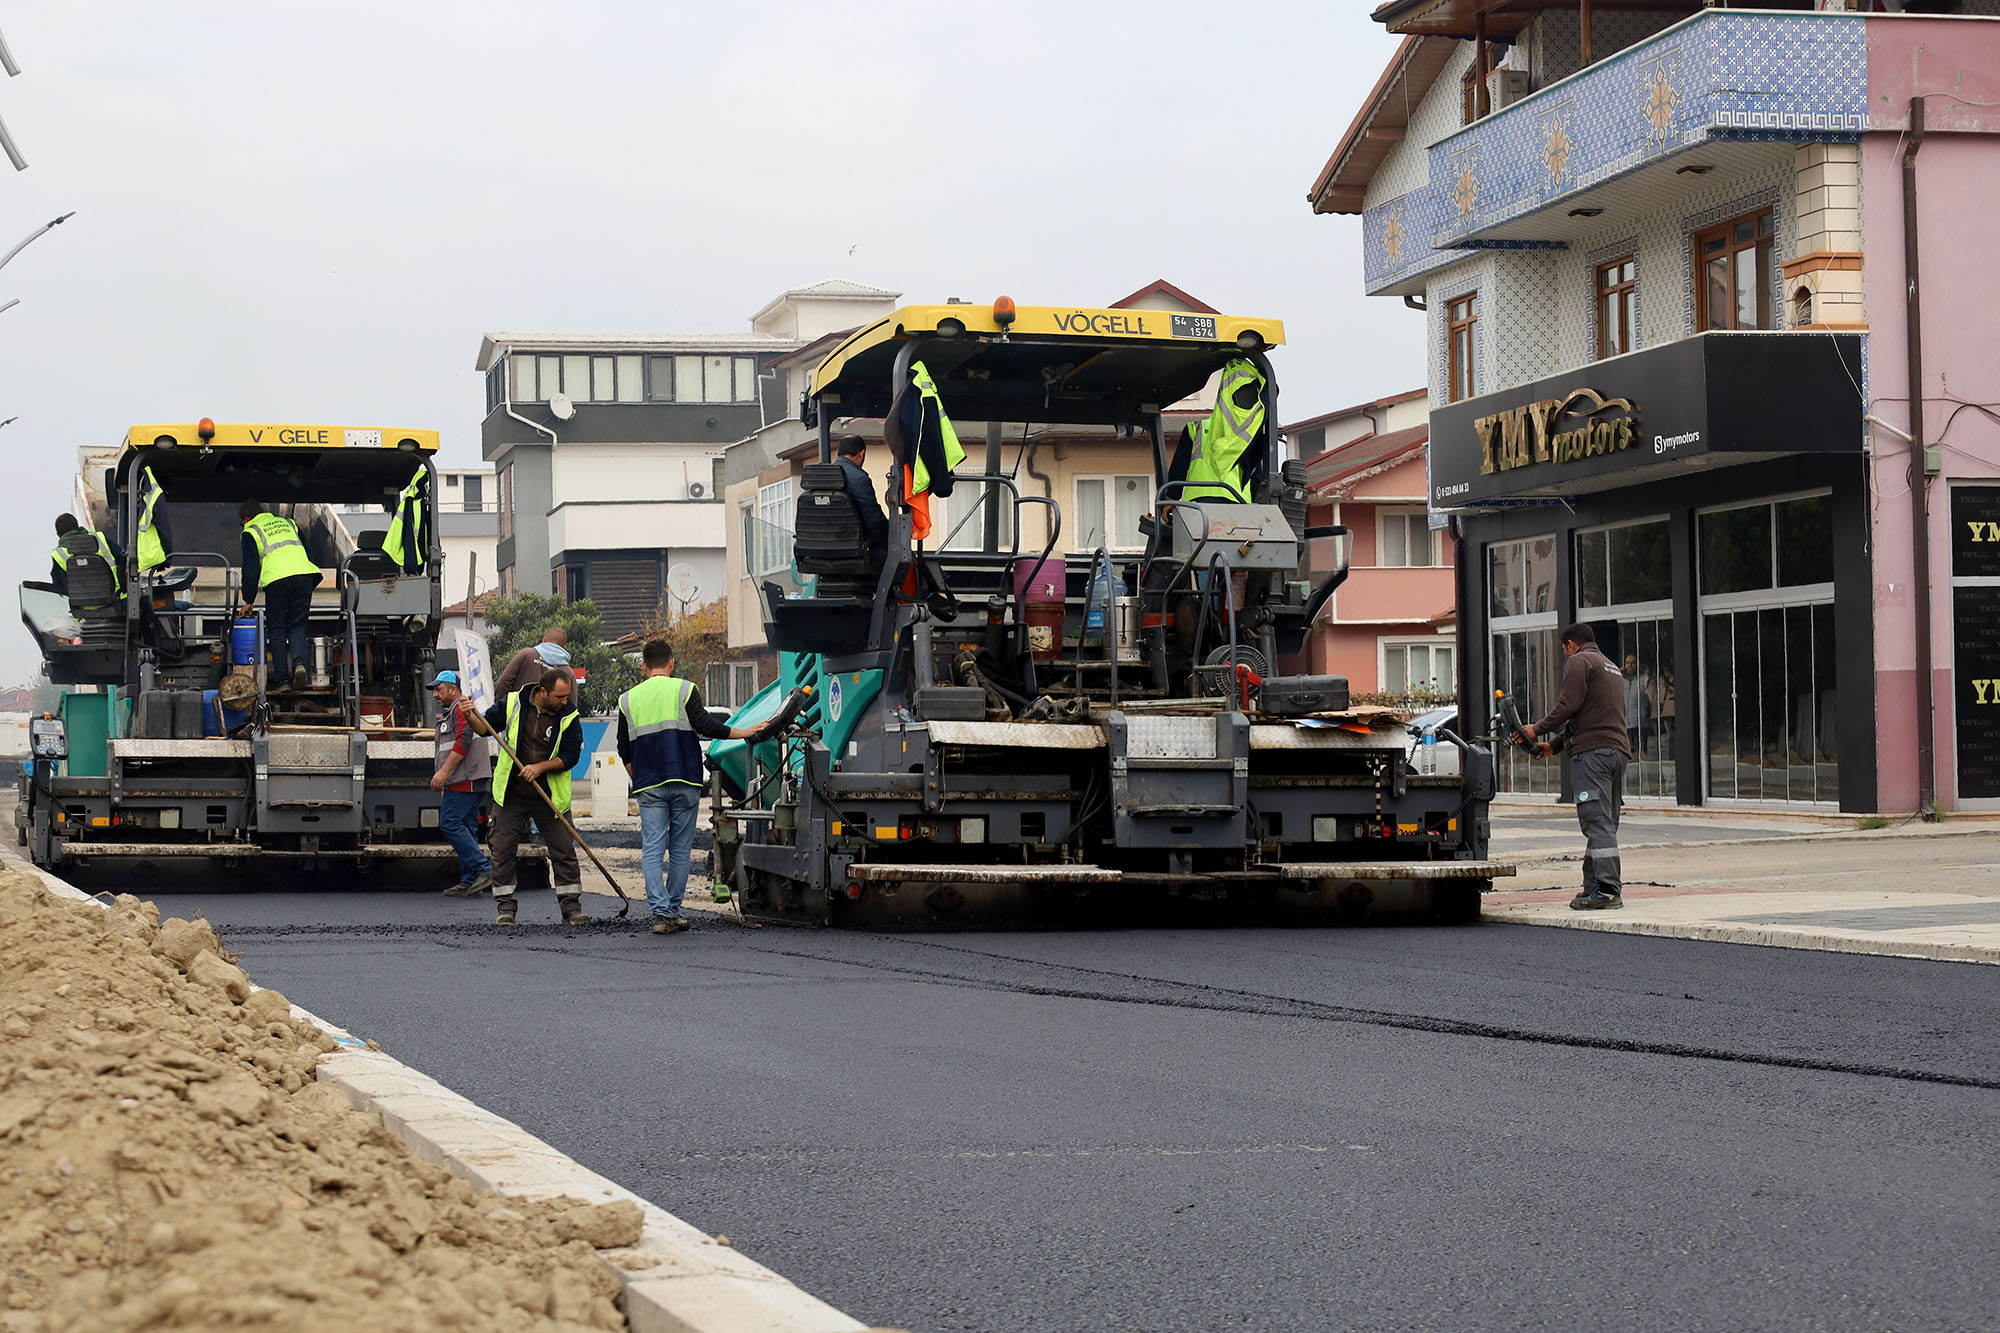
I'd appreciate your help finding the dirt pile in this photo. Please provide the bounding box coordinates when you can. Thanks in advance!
[0,871,629,1331]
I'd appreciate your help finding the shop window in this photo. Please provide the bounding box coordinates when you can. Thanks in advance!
[1776,495,1834,587]
[1695,208,1776,332]
[1488,535,1560,796]
[1383,638,1455,698]
[1596,256,1637,359]
[1447,293,1479,403]
[1699,495,1833,596]
[1576,518,1670,609]
[1487,534,1556,619]
[1378,509,1442,568]
[1950,485,2000,800]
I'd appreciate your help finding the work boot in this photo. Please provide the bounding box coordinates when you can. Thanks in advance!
[291,664,309,691]
[1569,888,1622,911]
[442,873,491,897]
[558,894,589,926]
[494,894,518,926]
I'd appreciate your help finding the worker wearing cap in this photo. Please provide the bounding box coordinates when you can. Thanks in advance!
[460,667,585,927]
[49,513,124,604]
[238,502,323,690]
[428,670,493,898]
[616,639,766,934]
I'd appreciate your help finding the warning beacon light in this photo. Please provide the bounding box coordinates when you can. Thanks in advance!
[197,417,216,441]
[992,295,1016,328]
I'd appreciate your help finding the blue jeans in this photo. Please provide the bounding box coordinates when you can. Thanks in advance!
[439,787,491,885]
[638,784,702,919]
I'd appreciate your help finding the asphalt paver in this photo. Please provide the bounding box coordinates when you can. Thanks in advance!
[156,888,1999,1332]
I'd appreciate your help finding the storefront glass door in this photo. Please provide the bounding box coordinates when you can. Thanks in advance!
[1488,535,1560,795]
[1697,495,1837,803]
[1577,517,1676,798]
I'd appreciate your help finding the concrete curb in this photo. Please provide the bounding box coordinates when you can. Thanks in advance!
[1483,907,2000,966]
[0,841,874,1333]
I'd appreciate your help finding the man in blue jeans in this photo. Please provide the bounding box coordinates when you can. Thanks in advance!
[428,670,493,896]
[616,640,765,934]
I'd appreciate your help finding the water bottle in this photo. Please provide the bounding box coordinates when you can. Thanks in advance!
[1083,553,1121,647]
[1420,725,1438,775]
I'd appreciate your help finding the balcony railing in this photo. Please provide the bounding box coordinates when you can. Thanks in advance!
[1362,9,1867,294]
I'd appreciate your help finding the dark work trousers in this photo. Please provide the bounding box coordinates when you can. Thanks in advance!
[1572,747,1628,895]
[262,573,317,679]
[488,794,581,895]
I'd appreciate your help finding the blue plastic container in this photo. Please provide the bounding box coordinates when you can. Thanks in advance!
[202,688,247,735]
[229,619,259,666]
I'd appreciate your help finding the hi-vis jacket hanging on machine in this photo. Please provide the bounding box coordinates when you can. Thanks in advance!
[381,469,430,574]
[884,359,966,541]
[1182,357,1268,503]
[135,467,167,571]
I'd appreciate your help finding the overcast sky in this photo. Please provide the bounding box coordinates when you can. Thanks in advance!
[0,0,1416,683]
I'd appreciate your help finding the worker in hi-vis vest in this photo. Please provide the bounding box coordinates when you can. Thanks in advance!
[616,638,766,933]
[49,513,123,606]
[134,467,171,572]
[1179,357,1268,502]
[238,502,323,690]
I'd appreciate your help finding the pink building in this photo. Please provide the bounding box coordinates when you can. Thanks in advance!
[1286,393,1457,699]
[1314,3,2000,812]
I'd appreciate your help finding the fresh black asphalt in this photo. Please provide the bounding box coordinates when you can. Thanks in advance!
[160,888,2000,1332]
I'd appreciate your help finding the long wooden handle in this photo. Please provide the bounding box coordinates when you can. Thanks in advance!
[482,716,632,914]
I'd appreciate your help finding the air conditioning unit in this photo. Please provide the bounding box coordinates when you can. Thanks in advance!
[687,481,708,500]
[1487,68,1531,110]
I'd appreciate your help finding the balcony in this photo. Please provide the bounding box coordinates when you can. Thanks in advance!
[1363,9,1867,294]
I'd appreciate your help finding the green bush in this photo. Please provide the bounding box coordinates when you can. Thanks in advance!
[481,593,640,712]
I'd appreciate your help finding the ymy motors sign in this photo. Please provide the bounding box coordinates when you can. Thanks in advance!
[1427,332,1863,509]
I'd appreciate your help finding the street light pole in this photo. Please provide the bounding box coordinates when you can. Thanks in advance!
[0,212,74,274]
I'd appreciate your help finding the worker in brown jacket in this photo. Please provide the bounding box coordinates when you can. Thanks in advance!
[1516,622,1632,910]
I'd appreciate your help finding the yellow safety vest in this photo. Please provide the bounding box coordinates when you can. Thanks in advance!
[1183,358,1267,503]
[51,529,123,602]
[381,470,428,573]
[617,674,700,793]
[243,513,321,588]
[491,690,579,813]
[135,468,167,571]
[908,360,968,495]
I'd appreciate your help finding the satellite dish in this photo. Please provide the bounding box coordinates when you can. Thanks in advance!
[667,563,701,607]
[548,392,575,421]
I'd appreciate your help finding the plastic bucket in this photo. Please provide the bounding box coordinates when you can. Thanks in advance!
[229,619,259,666]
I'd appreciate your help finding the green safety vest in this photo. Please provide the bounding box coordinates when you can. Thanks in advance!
[1183,357,1267,503]
[617,674,701,794]
[381,470,428,573]
[242,512,321,588]
[135,468,167,571]
[51,529,123,603]
[907,360,968,495]
[492,689,579,814]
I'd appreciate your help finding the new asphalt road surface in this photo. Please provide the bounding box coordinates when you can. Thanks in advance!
[161,889,1998,1332]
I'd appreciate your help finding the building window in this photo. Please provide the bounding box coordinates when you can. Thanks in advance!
[749,480,794,577]
[1377,508,1442,568]
[498,464,513,540]
[1446,292,1479,402]
[507,352,753,405]
[1696,493,1837,803]
[564,565,587,603]
[1576,517,1678,800]
[1596,256,1637,359]
[1382,637,1455,699]
[1695,208,1776,332]
[1488,535,1560,797]
[462,474,484,513]
[1073,475,1150,553]
[705,662,758,711]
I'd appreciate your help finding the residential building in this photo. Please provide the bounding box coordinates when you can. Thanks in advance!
[1313,2,2000,813]
[1284,392,1454,697]
[720,281,1231,693]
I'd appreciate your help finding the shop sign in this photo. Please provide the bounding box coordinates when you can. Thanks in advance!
[1475,389,1639,476]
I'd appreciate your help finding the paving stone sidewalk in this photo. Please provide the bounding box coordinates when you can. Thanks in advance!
[1484,799,2000,964]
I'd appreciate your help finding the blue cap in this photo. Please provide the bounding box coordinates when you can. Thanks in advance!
[427,669,461,687]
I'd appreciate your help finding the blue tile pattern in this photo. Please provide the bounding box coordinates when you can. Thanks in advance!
[1362,11,1866,296]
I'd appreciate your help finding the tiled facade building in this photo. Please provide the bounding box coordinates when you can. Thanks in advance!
[1314,2,2000,813]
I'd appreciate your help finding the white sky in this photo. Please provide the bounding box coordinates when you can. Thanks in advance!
[0,0,1418,683]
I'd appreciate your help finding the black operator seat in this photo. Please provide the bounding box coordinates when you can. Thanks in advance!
[792,463,877,584]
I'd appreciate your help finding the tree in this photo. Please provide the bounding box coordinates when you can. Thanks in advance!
[635,599,732,697]
[480,592,640,713]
